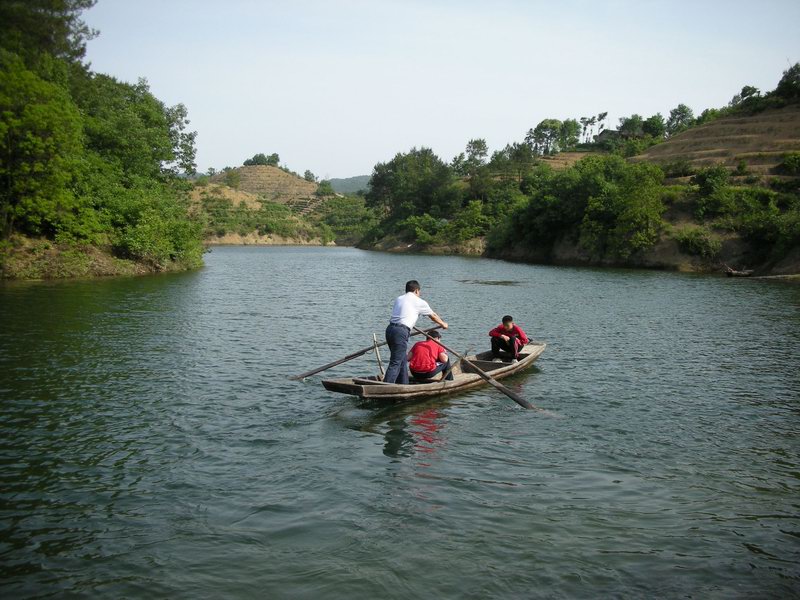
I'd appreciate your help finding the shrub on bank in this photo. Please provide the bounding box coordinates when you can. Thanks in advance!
[673,226,722,258]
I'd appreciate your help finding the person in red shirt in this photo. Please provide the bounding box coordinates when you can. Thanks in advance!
[489,315,530,361]
[408,330,454,381]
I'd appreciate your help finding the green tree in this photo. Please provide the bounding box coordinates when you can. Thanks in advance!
[366,147,461,219]
[579,160,665,258]
[774,63,800,102]
[490,142,537,182]
[244,152,279,166]
[666,103,694,137]
[596,112,609,137]
[465,138,488,172]
[0,51,83,238]
[559,119,581,150]
[642,113,666,138]
[729,85,761,107]
[224,169,241,189]
[526,119,562,155]
[303,169,317,182]
[0,0,98,65]
[315,180,334,196]
[618,114,644,138]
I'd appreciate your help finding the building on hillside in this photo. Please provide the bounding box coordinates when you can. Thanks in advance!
[594,129,621,144]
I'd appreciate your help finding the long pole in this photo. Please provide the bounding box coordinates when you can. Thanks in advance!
[413,327,537,410]
[289,325,443,380]
[372,333,385,379]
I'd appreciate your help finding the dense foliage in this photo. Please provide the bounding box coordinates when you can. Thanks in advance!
[1,1,204,272]
[356,64,800,269]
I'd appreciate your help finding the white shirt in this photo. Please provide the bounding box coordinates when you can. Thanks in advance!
[390,292,433,329]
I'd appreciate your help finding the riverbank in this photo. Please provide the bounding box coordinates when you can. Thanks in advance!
[0,231,339,281]
[204,232,335,246]
[363,233,800,276]
[0,236,200,280]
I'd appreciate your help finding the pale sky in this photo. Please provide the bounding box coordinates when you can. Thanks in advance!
[83,0,800,179]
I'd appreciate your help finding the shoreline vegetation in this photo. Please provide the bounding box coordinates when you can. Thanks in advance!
[353,66,800,278]
[2,3,798,280]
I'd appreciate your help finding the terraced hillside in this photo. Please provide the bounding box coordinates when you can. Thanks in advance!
[538,151,598,170]
[630,105,800,177]
[211,165,321,208]
[189,183,262,210]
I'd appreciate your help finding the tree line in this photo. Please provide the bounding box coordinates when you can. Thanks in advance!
[0,0,204,271]
[362,63,800,263]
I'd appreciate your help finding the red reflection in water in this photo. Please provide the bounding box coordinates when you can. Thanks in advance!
[409,408,444,456]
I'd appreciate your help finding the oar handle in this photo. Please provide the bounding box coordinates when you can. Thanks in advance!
[289,325,443,380]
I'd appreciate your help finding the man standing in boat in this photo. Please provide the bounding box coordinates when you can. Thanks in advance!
[384,280,448,384]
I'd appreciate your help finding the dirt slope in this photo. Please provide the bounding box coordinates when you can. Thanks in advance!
[211,165,318,205]
[189,184,262,210]
[538,151,599,170]
[630,105,800,176]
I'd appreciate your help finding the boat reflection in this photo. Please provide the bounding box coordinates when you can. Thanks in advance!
[355,398,455,459]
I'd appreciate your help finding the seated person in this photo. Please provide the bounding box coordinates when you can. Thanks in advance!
[489,315,530,361]
[408,330,454,382]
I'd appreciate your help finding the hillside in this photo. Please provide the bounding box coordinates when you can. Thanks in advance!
[537,151,598,170]
[329,175,370,194]
[630,105,800,178]
[189,183,262,210]
[211,165,324,212]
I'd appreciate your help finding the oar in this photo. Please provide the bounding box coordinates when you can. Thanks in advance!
[372,333,385,379]
[439,348,470,385]
[413,327,540,411]
[289,325,443,380]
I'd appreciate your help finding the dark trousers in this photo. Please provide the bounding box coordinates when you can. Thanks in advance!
[491,335,521,359]
[411,359,454,382]
[385,323,410,384]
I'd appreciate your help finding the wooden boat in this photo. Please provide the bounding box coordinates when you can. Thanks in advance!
[726,268,754,277]
[322,343,546,401]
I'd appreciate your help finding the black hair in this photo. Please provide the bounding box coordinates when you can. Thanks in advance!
[405,280,421,293]
[429,330,441,338]
[502,315,513,324]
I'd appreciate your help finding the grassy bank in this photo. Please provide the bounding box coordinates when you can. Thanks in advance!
[0,235,202,280]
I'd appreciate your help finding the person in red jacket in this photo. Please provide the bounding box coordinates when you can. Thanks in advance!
[408,330,454,381]
[489,315,529,361]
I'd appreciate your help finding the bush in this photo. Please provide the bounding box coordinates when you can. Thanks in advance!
[397,214,444,245]
[778,152,800,176]
[441,201,491,242]
[313,196,378,245]
[662,159,695,178]
[315,180,335,197]
[691,165,730,197]
[734,160,749,176]
[224,170,241,189]
[673,226,722,258]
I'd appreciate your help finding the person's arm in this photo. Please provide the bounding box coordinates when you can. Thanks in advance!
[437,351,448,363]
[428,311,448,329]
[490,325,510,341]
[516,326,530,345]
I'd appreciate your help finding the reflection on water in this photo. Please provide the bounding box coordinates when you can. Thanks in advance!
[1,246,799,599]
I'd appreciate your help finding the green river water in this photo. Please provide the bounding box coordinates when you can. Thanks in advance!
[1,246,799,598]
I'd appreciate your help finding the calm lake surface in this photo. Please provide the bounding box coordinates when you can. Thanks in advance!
[1,246,799,598]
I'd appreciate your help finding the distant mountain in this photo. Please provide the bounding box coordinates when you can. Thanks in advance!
[329,175,370,195]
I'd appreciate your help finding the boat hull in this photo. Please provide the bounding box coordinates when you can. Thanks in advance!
[322,343,546,401]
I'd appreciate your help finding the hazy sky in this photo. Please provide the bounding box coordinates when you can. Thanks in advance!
[83,0,800,179]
